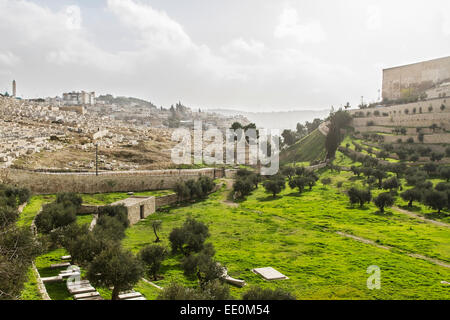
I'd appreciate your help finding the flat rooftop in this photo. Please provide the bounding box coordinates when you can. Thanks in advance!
[383,55,450,71]
[111,196,153,207]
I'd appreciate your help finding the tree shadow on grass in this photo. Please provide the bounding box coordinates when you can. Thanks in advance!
[424,212,450,220]
[37,266,59,278]
[373,210,393,217]
[159,263,184,275]
[286,192,303,197]
[345,204,371,211]
[398,204,422,212]
[256,195,283,202]
[159,253,188,274]
[166,196,211,210]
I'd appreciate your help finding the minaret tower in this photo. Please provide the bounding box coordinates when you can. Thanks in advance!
[12,80,16,97]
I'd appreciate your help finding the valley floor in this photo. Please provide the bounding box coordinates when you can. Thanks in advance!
[122,171,450,300]
[20,170,450,300]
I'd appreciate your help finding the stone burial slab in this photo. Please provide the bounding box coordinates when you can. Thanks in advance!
[77,296,104,301]
[50,262,71,269]
[126,297,146,300]
[41,275,62,283]
[73,291,101,300]
[59,271,81,279]
[118,292,144,300]
[67,280,90,288]
[68,285,96,295]
[252,267,288,280]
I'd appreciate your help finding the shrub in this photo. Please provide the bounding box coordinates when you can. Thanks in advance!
[242,286,296,300]
[98,205,129,229]
[409,153,419,162]
[405,172,428,186]
[439,167,450,182]
[181,244,225,288]
[88,246,144,300]
[56,193,83,207]
[66,231,110,266]
[138,245,168,280]
[93,215,127,241]
[373,192,395,213]
[288,176,308,194]
[382,177,400,192]
[175,181,190,202]
[263,175,286,197]
[35,202,77,234]
[158,281,231,300]
[233,177,254,199]
[0,205,19,229]
[423,163,438,175]
[424,190,448,213]
[169,218,210,255]
[347,187,372,207]
[400,188,422,207]
[431,152,444,162]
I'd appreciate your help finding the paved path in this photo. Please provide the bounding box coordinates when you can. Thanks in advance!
[141,278,163,290]
[89,214,98,231]
[318,121,329,136]
[336,231,450,269]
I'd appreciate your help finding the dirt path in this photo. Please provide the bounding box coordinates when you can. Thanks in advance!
[18,203,51,300]
[393,206,450,228]
[336,231,450,269]
[318,121,329,136]
[141,278,163,290]
[221,179,239,208]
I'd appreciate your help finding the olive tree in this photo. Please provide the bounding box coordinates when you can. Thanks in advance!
[87,246,144,300]
[138,245,167,280]
[400,188,422,208]
[373,192,395,213]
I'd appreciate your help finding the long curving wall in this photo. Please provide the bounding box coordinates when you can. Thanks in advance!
[2,168,225,194]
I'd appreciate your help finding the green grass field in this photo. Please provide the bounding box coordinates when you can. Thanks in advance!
[17,131,450,300]
[122,175,450,300]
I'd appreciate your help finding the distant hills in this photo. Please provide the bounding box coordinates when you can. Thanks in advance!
[208,108,330,130]
[97,94,157,109]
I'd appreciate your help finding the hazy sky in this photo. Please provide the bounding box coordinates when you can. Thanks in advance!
[1,0,449,111]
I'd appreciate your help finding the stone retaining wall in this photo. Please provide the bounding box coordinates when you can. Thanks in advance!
[3,168,226,194]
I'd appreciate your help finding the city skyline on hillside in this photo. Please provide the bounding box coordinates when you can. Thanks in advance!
[1,0,450,111]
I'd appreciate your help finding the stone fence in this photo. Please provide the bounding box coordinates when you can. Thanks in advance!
[77,182,224,215]
[3,168,231,194]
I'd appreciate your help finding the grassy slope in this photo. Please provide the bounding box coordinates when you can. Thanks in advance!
[17,195,55,228]
[340,134,450,222]
[18,195,55,300]
[280,129,327,165]
[122,179,450,300]
[20,267,41,300]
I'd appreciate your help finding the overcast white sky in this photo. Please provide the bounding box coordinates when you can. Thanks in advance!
[1,0,449,111]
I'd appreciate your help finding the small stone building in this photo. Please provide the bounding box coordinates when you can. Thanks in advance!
[110,196,156,225]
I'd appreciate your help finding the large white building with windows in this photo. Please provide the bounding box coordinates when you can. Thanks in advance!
[62,91,96,105]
